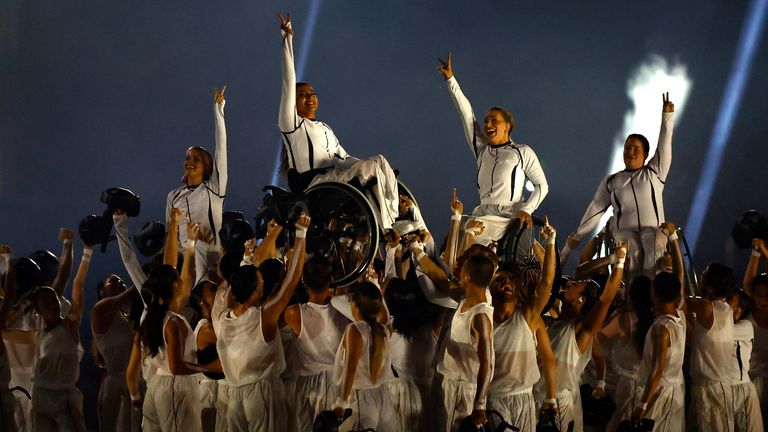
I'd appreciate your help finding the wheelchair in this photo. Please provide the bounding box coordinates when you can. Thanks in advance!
[255,172,421,287]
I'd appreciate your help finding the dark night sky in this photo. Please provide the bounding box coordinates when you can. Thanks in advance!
[1,0,767,426]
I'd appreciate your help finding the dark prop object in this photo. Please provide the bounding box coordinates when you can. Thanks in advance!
[11,257,41,304]
[617,418,655,432]
[458,410,521,431]
[27,250,58,285]
[731,210,768,249]
[580,384,617,427]
[312,408,353,432]
[196,344,225,380]
[219,211,254,254]
[101,187,141,217]
[537,407,572,432]
[134,221,166,257]
[79,215,112,247]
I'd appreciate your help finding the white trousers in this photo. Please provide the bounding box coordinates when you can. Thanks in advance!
[612,227,668,279]
[689,380,735,432]
[733,381,763,432]
[142,375,201,432]
[487,387,536,432]
[98,374,131,432]
[606,375,644,432]
[32,386,85,432]
[223,376,286,432]
[339,384,396,432]
[387,377,428,432]
[644,383,685,432]
[290,370,337,432]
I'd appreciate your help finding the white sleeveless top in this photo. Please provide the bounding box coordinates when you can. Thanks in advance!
[437,300,495,382]
[390,325,438,382]
[217,307,285,387]
[34,324,83,389]
[93,313,133,377]
[733,319,754,384]
[611,312,643,381]
[295,302,349,376]
[490,311,539,394]
[333,321,394,390]
[748,316,768,378]
[548,319,592,393]
[147,312,197,377]
[690,300,738,382]
[642,312,686,387]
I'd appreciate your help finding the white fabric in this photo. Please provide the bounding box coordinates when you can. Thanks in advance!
[289,369,337,432]
[487,388,536,432]
[34,325,82,390]
[295,302,350,376]
[438,377,478,432]
[221,376,285,432]
[573,111,675,241]
[640,312,686,430]
[147,312,197,377]
[32,387,85,432]
[489,311,540,395]
[735,319,755,383]
[338,385,395,432]
[93,314,133,432]
[4,309,35,432]
[691,300,739,382]
[606,374,645,432]
[643,383,685,432]
[436,300,494,383]
[142,374,201,432]
[113,214,148,290]
[611,312,643,381]
[386,377,429,432]
[445,76,548,215]
[689,381,735,432]
[210,284,229,336]
[733,380,764,432]
[217,307,285,387]
[333,321,394,390]
[165,102,227,283]
[748,317,768,379]
[390,326,438,382]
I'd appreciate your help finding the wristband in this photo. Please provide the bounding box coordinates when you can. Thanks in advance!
[451,214,462,221]
[82,248,93,261]
[473,399,486,410]
[130,393,141,402]
[63,239,72,245]
[465,227,482,236]
[639,402,648,411]
[543,398,557,405]
[753,250,762,258]
[415,252,427,262]
[608,254,618,265]
[295,228,307,239]
[615,263,625,270]
[333,397,351,409]
[186,239,197,249]
[668,232,678,242]
[595,380,606,390]
[409,241,424,253]
[545,235,556,246]
[352,241,362,252]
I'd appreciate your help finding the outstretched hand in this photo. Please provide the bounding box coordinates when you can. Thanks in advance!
[660,221,676,237]
[451,188,463,216]
[437,53,453,80]
[540,216,556,242]
[60,228,75,242]
[662,92,675,113]
[278,12,293,35]
[616,241,629,260]
[214,85,227,105]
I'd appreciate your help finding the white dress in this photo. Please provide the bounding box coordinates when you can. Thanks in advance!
[142,312,201,432]
[488,311,540,431]
[605,312,645,431]
[388,325,438,432]
[333,321,395,432]
[732,319,763,432]
[436,300,495,432]
[640,311,686,432]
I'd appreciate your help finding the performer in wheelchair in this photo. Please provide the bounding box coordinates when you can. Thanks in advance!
[436,52,549,246]
[278,13,400,233]
[562,93,675,279]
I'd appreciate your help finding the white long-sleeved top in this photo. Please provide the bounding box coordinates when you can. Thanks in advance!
[113,213,147,290]
[279,29,357,173]
[166,102,227,246]
[573,112,675,241]
[445,76,548,215]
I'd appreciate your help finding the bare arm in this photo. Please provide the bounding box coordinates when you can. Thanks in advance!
[172,223,198,313]
[92,284,137,334]
[0,246,16,329]
[530,221,556,316]
[632,324,670,422]
[126,332,142,402]
[744,239,767,296]
[445,189,463,274]
[164,208,182,267]
[52,228,75,296]
[574,255,613,280]
[534,317,557,402]
[67,246,93,333]
[577,243,626,352]
[470,313,493,426]
[165,317,202,375]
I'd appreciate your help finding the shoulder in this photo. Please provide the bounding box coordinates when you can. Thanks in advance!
[284,304,301,324]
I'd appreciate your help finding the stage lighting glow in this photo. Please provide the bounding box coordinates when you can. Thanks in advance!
[685,0,768,253]
[270,0,324,186]
[594,55,692,235]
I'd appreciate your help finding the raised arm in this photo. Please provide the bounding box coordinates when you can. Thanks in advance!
[262,214,310,333]
[660,222,686,291]
[530,220,556,316]
[438,53,485,158]
[518,146,549,216]
[744,239,768,296]
[67,245,93,339]
[209,85,228,194]
[172,222,198,313]
[278,13,300,132]
[563,177,613,264]
[444,189,463,274]
[646,93,675,181]
[577,243,627,352]
[52,228,75,296]
[242,220,284,267]
[113,212,147,289]
[163,208,182,267]
[470,312,494,427]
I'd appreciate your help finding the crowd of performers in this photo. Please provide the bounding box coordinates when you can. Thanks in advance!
[1,12,766,432]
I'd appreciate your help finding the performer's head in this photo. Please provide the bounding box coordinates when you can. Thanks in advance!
[651,271,681,308]
[484,106,515,145]
[97,274,128,300]
[32,286,63,325]
[296,82,318,119]
[490,262,526,307]
[459,254,496,295]
[623,134,650,170]
[700,262,736,300]
[182,146,213,186]
[751,273,768,314]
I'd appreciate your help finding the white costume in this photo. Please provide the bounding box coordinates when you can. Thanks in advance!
[4,310,36,431]
[640,311,686,431]
[216,307,287,432]
[749,316,768,424]
[733,319,763,432]
[192,319,219,432]
[444,76,548,244]
[166,101,227,284]
[436,300,494,432]
[142,312,201,432]
[605,312,645,431]
[388,325,438,432]
[92,313,133,432]
[539,319,592,432]
[488,311,540,431]
[280,26,400,231]
[32,324,85,431]
[689,300,738,432]
[1,349,19,432]
[333,321,395,432]
[290,302,349,432]
[572,112,675,277]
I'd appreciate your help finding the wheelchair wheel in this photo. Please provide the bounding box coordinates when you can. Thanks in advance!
[305,182,380,287]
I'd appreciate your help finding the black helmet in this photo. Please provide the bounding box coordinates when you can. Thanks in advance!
[732,210,768,249]
[134,221,165,257]
[219,212,254,254]
[100,187,141,217]
[27,250,58,285]
[12,257,42,303]
[79,215,112,247]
